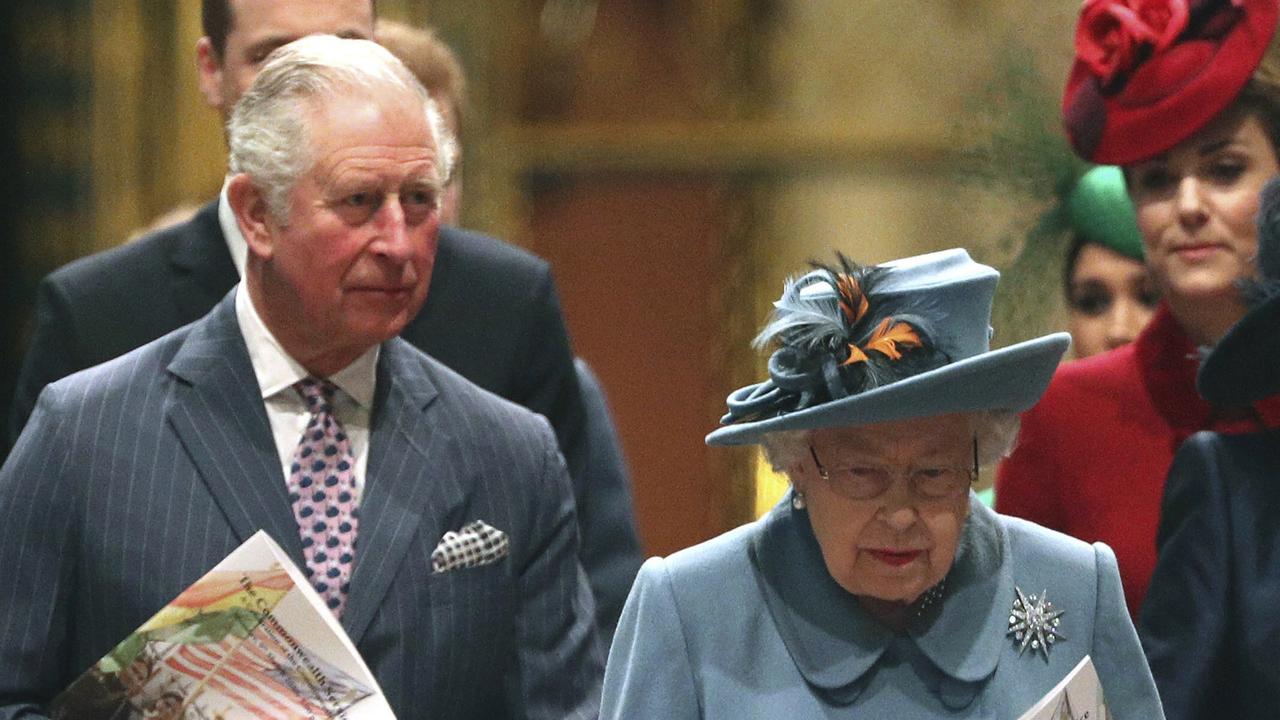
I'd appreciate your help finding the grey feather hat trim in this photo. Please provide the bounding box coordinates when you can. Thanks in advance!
[706,249,1071,446]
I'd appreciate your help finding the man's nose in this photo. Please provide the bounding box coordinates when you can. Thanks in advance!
[371,196,413,261]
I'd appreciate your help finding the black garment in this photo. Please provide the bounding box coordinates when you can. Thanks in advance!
[573,358,643,642]
[1139,429,1280,720]
[8,200,642,638]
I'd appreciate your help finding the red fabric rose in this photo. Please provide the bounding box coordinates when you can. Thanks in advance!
[1132,0,1190,50]
[1076,0,1191,83]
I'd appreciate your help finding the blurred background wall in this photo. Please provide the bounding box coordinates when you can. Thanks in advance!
[1,0,1084,557]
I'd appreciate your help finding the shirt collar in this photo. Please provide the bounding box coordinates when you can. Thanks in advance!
[750,491,1008,708]
[220,177,248,280]
[234,283,378,408]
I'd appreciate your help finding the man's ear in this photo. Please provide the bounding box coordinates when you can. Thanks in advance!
[227,174,275,261]
[195,37,227,111]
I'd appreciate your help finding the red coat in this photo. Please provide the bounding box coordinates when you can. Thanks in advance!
[996,304,1280,617]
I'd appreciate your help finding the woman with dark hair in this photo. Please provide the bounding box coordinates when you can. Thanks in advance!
[600,250,1162,718]
[1062,166,1159,359]
[997,0,1280,617]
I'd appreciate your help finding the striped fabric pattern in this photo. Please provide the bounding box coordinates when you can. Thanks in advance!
[0,293,603,720]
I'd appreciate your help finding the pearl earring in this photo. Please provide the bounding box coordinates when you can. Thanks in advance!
[792,491,806,510]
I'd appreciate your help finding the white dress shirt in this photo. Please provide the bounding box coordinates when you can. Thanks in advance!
[229,189,376,499]
[219,178,249,278]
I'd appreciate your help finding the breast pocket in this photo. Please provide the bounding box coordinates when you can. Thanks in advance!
[425,557,515,608]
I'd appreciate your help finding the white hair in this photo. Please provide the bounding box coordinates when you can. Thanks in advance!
[759,410,1023,475]
[227,34,458,221]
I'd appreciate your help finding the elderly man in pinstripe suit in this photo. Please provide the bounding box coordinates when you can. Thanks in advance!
[0,36,602,719]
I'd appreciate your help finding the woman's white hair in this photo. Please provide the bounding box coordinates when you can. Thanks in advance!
[759,410,1023,475]
[227,35,458,221]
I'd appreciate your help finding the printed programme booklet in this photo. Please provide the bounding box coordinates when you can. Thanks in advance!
[48,531,396,720]
[1017,655,1109,720]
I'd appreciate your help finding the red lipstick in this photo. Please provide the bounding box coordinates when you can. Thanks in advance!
[867,549,922,567]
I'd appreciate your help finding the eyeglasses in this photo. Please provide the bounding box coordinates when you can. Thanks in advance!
[808,438,979,501]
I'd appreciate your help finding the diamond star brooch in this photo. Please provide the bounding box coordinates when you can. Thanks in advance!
[1007,586,1066,660]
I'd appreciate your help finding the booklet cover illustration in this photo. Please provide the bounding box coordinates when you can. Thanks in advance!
[48,531,396,720]
[1017,655,1109,720]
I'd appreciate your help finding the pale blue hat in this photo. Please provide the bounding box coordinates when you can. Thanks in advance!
[706,249,1070,446]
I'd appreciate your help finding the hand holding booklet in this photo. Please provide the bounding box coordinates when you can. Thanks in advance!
[48,531,396,720]
[1017,656,1109,720]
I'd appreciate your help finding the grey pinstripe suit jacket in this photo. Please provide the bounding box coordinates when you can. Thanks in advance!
[0,293,603,719]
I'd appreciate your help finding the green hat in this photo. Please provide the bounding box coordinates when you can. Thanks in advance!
[1067,166,1144,261]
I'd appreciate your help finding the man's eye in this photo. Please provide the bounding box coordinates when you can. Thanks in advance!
[404,189,435,206]
[345,193,374,207]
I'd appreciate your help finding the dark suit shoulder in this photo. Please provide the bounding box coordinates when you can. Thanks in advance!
[436,225,552,282]
[43,322,194,404]
[43,202,224,304]
[1181,429,1280,497]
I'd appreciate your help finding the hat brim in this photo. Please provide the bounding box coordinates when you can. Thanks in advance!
[1198,294,1280,406]
[705,333,1072,446]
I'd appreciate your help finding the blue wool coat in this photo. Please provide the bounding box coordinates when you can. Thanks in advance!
[602,493,1164,719]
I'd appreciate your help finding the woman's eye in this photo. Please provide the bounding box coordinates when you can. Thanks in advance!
[1206,159,1246,184]
[1068,284,1112,316]
[1133,167,1175,194]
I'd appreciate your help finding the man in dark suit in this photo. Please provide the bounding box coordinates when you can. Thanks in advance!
[0,36,602,718]
[8,0,642,639]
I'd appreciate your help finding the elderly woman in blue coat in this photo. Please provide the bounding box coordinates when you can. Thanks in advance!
[601,249,1164,718]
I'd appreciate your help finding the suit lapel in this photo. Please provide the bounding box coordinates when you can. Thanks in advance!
[170,201,239,325]
[341,340,462,643]
[165,293,307,568]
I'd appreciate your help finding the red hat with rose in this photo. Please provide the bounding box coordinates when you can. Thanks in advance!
[1064,0,1280,164]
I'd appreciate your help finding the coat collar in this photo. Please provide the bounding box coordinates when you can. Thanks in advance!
[1134,303,1280,434]
[166,291,307,567]
[339,338,455,643]
[750,491,1010,708]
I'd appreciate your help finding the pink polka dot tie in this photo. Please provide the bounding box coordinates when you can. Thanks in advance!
[287,378,359,617]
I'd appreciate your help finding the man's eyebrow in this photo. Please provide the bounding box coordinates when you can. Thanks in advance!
[245,36,293,57]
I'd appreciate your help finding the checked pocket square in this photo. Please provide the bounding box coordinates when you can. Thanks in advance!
[431,520,509,573]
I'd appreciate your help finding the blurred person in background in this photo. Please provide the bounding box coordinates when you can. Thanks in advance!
[1062,166,1159,359]
[998,0,1280,617]
[376,19,466,224]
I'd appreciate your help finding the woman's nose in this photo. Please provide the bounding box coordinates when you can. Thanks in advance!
[1175,177,1209,229]
[876,480,921,531]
